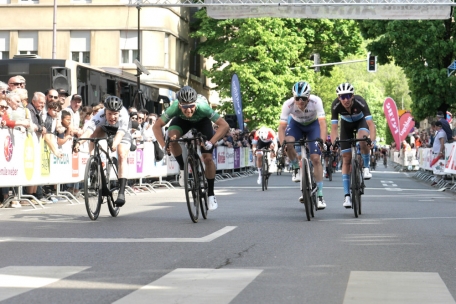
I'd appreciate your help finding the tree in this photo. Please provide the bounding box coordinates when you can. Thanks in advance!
[358,18,456,121]
[192,10,364,130]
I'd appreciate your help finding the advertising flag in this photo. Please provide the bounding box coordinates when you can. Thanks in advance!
[399,112,415,143]
[383,97,401,149]
[231,74,244,131]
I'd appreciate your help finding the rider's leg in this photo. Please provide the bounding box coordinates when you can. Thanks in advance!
[201,153,215,194]
[342,151,352,197]
[311,153,323,195]
[358,129,370,168]
[168,129,184,169]
[285,136,298,168]
[115,142,130,206]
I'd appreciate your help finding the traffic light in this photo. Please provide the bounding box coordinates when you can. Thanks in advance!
[310,53,320,72]
[367,54,377,72]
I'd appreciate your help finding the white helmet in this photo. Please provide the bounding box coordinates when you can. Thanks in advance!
[336,82,355,95]
[292,81,311,98]
[258,128,269,141]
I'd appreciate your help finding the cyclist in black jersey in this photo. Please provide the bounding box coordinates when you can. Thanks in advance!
[330,83,377,209]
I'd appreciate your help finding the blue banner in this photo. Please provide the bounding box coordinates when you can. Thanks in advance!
[231,73,244,131]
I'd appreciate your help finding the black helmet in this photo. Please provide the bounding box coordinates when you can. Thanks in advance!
[104,96,123,111]
[177,86,197,104]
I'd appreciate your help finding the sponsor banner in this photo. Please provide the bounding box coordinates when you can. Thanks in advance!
[399,112,415,142]
[383,97,401,150]
[234,148,241,168]
[207,5,451,20]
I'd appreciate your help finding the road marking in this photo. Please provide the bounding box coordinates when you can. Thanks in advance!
[321,216,456,222]
[0,266,89,302]
[343,271,455,304]
[114,268,263,304]
[0,226,237,243]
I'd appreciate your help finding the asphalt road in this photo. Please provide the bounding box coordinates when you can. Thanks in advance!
[1,162,456,304]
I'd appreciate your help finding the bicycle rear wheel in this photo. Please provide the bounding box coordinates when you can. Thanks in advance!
[351,160,360,218]
[84,156,102,220]
[196,157,208,220]
[309,167,317,218]
[265,158,269,190]
[301,159,311,221]
[357,165,363,215]
[106,157,120,217]
[185,155,200,223]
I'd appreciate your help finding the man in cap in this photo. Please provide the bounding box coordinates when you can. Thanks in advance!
[57,88,70,107]
[436,111,453,143]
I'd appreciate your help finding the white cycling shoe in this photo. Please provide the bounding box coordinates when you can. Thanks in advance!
[208,196,218,211]
[292,169,301,183]
[363,167,372,180]
[317,197,326,210]
[257,176,261,185]
[178,170,185,187]
[343,196,352,208]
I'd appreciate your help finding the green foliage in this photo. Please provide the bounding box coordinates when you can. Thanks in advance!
[191,10,363,130]
[359,18,456,120]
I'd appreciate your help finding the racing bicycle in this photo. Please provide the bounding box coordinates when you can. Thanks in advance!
[336,135,370,218]
[283,138,319,221]
[167,129,208,223]
[77,136,120,220]
[258,148,272,191]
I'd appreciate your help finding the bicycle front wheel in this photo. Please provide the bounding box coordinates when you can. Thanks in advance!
[185,155,200,223]
[261,155,267,191]
[265,158,269,190]
[351,160,360,218]
[301,159,311,221]
[84,156,102,220]
[357,164,363,215]
[106,157,120,217]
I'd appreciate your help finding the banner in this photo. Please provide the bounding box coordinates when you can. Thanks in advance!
[383,97,401,149]
[231,73,244,131]
[399,112,415,143]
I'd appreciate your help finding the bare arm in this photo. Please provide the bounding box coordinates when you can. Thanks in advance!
[152,118,167,148]
[278,122,287,144]
[366,120,376,142]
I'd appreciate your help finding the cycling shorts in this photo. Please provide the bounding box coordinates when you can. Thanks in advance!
[100,125,132,147]
[285,118,322,155]
[256,139,274,151]
[339,119,369,153]
[168,116,215,154]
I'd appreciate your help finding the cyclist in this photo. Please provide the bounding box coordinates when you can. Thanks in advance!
[74,96,131,207]
[330,82,377,209]
[252,126,277,185]
[152,86,230,211]
[278,81,327,209]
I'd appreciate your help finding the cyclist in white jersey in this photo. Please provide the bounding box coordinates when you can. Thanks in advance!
[74,96,131,207]
[278,81,327,209]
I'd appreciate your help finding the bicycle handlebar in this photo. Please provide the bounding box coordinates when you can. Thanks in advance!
[335,135,371,146]
[165,128,207,151]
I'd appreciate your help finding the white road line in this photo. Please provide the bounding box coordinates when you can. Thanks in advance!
[320,216,456,222]
[0,226,237,243]
[0,266,89,302]
[343,271,455,304]
[114,268,263,304]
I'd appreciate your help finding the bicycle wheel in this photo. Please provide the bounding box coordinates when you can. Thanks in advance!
[300,159,311,221]
[84,156,102,220]
[328,163,332,181]
[196,157,208,220]
[309,167,317,218]
[106,157,120,217]
[351,160,360,218]
[357,165,364,215]
[261,155,267,191]
[185,155,200,223]
[265,158,269,190]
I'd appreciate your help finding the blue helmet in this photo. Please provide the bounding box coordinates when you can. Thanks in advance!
[292,81,311,98]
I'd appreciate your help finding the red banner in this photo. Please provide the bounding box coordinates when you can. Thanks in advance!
[383,97,400,149]
[399,112,414,143]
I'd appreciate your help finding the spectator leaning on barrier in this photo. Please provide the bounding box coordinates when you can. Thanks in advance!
[13,88,28,107]
[436,111,453,143]
[66,94,83,138]
[142,113,157,142]
[79,106,93,131]
[1,93,31,130]
[43,101,63,159]
[431,121,447,186]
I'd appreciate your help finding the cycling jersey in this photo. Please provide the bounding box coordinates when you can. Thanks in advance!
[330,95,372,124]
[161,99,220,124]
[88,107,130,134]
[280,95,325,126]
[252,128,276,144]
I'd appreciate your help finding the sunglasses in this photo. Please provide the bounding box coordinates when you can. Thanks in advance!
[1,90,9,94]
[9,82,23,86]
[49,95,59,100]
[138,116,145,120]
[131,117,138,120]
[294,96,309,102]
[0,105,8,110]
[180,103,196,109]
[339,93,353,100]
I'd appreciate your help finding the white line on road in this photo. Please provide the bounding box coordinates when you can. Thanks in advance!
[0,266,90,302]
[113,268,263,304]
[343,271,455,304]
[320,216,456,222]
[0,226,237,243]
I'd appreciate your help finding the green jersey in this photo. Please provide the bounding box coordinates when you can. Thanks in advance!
[160,100,220,124]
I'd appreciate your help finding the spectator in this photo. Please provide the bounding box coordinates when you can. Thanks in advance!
[436,111,453,143]
[13,88,28,107]
[142,113,157,142]
[7,76,23,91]
[431,121,447,186]
[43,101,63,159]
[16,75,26,88]
[79,106,93,131]
[66,94,83,138]
[0,81,8,100]
[92,103,104,116]
[57,88,70,108]
[2,93,32,130]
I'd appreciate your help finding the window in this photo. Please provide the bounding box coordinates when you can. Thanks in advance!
[0,32,9,59]
[164,33,169,69]
[70,31,90,64]
[120,31,138,64]
[190,39,201,77]
[18,31,38,55]
[176,39,185,75]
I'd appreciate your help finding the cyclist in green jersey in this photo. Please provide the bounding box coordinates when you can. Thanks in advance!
[153,86,230,211]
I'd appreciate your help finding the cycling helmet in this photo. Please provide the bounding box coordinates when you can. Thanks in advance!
[292,81,311,98]
[104,96,123,111]
[258,128,269,141]
[177,86,197,104]
[327,135,331,141]
[336,82,355,95]
[197,94,209,105]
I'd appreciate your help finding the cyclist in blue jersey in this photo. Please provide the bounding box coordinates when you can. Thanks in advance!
[330,83,377,209]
